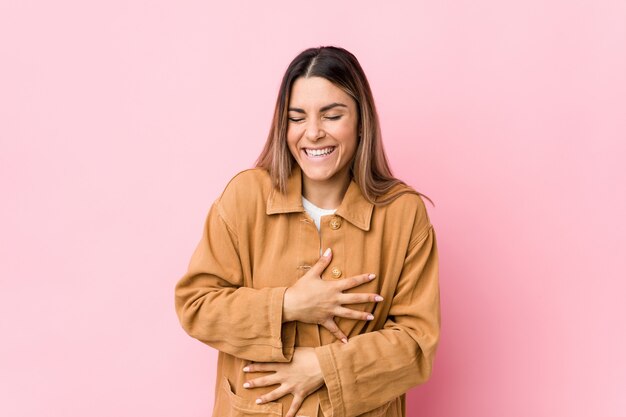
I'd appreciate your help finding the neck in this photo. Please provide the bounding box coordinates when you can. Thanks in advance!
[301,169,351,210]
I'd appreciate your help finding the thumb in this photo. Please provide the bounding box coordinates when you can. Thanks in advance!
[310,247,332,276]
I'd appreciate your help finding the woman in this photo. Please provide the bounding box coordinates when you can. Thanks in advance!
[175,46,440,417]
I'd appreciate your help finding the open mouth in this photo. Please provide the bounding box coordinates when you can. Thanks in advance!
[303,146,336,158]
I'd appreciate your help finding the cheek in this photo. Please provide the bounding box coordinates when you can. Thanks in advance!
[346,142,358,159]
[286,134,298,155]
[337,128,358,152]
[342,138,359,161]
[286,125,301,144]
[337,120,357,138]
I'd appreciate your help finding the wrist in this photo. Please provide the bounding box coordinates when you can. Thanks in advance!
[308,348,325,387]
[282,287,296,323]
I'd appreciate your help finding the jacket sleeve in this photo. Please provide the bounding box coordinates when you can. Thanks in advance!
[315,223,441,417]
[174,198,296,363]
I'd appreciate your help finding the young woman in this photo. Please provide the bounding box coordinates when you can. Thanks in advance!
[175,46,440,417]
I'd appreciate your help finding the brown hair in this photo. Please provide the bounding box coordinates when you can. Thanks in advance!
[255,46,432,206]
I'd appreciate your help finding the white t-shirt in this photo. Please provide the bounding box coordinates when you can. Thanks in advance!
[302,196,336,231]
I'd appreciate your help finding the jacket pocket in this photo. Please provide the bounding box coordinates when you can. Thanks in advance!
[218,376,282,416]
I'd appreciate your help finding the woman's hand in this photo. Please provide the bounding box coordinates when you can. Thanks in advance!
[282,247,383,343]
[243,347,324,417]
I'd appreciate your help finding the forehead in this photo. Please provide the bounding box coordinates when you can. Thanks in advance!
[288,76,354,108]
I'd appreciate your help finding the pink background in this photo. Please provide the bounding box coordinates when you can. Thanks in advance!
[1,1,624,416]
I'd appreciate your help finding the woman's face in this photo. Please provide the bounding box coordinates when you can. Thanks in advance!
[287,76,359,188]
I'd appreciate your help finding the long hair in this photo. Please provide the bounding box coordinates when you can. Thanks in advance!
[255,46,432,206]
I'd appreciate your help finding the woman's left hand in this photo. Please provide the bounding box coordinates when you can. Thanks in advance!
[243,347,325,417]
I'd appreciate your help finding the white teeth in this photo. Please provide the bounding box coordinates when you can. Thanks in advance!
[305,147,335,157]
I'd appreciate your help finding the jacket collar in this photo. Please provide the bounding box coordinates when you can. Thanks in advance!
[266,164,374,231]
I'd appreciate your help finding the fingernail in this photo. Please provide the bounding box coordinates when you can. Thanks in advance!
[256,398,262,404]
[374,296,383,301]
[341,338,348,344]
[243,382,250,388]
[368,274,376,280]
[324,248,331,257]
[243,366,249,372]
[367,314,374,320]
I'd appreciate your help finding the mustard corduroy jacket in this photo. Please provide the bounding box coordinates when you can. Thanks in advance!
[174,165,441,417]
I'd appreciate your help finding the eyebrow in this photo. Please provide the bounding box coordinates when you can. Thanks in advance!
[288,102,348,113]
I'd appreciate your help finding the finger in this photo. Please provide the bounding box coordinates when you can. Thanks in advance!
[256,384,291,404]
[334,306,374,322]
[244,363,277,373]
[339,293,384,305]
[285,394,305,417]
[337,273,376,291]
[309,247,333,276]
[243,374,280,389]
[322,318,348,344]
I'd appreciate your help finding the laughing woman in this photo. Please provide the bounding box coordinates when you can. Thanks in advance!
[175,46,441,417]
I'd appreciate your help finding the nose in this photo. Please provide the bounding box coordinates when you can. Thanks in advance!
[304,119,325,141]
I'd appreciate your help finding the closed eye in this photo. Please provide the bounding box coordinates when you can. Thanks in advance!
[288,115,342,122]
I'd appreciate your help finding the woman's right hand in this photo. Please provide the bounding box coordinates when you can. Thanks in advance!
[282,248,383,343]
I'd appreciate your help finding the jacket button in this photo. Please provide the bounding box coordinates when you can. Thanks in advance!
[331,267,342,279]
[330,217,342,230]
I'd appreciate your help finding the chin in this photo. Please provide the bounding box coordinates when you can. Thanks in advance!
[301,166,345,183]
[302,171,334,182]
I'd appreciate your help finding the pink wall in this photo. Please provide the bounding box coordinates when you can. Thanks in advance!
[1,1,624,416]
